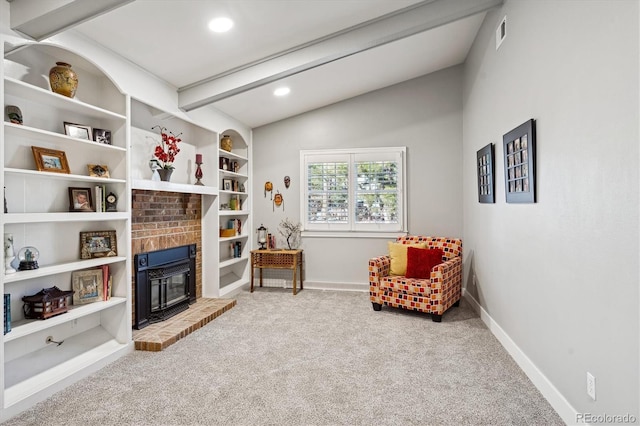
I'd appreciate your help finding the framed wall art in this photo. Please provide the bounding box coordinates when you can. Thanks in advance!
[503,119,536,203]
[68,187,94,212]
[64,122,92,140]
[31,146,70,174]
[71,269,103,305]
[476,143,495,203]
[79,230,118,259]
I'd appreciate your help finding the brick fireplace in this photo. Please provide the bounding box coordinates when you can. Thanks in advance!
[131,190,202,325]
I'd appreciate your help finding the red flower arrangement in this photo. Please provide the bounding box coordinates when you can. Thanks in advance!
[151,125,182,169]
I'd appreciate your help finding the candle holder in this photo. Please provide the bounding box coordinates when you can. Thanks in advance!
[195,154,204,186]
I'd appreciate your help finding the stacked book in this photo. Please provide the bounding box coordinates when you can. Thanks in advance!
[4,294,11,335]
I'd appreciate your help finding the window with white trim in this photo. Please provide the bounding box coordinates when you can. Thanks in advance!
[300,147,406,233]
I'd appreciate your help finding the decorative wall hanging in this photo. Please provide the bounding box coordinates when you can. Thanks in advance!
[273,191,284,211]
[476,143,495,203]
[264,181,273,199]
[284,176,290,189]
[503,119,536,203]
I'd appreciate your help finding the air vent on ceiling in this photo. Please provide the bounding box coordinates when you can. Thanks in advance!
[496,15,507,50]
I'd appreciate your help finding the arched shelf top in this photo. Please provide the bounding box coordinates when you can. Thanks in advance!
[4,42,126,116]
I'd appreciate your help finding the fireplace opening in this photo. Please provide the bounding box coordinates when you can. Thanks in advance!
[134,244,197,329]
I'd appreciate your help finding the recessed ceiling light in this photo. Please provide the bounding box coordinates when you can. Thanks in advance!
[274,87,290,97]
[208,17,233,33]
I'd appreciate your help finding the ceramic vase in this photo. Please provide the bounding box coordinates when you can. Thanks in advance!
[220,135,233,152]
[49,62,78,98]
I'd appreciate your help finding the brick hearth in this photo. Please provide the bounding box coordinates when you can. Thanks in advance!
[133,297,236,351]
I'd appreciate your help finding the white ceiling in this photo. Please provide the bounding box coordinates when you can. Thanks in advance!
[11,0,502,128]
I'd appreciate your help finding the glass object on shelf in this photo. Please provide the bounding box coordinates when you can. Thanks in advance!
[195,153,204,186]
[257,224,267,250]
[17,246,40,270]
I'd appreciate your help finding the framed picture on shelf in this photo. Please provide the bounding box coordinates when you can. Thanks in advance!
[88,164,110,178]
[64,122,92,140]
[93,128,112,145]
[476,143,495,203]
[31,146,70,174]
[222,178,232,191]
[503,119,536,203]
[79,230,118,259]
[219,157,229,171]
[71,269,103,305]
[68,187,94,212]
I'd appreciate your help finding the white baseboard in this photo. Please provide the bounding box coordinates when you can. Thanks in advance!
[462,289,579,425]
[258,279,368,292]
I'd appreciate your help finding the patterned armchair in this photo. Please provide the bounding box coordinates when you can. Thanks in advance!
[368,236,462,322]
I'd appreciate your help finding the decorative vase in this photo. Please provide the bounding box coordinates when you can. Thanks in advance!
[220,135,233,152]
[49,62,78,98]
[158,168,173,182]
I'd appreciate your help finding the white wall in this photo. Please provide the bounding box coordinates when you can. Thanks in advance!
[252,66,463,288]
[462,0,639,422]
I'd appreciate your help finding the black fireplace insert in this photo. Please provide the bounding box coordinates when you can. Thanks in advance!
[134,244,196,329]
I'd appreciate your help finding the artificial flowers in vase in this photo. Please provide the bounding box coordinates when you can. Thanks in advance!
[150,125,182,181]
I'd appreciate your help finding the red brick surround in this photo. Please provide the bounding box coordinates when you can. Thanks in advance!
[131,190,202,324]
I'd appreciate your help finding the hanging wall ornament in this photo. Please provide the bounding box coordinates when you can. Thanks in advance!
[264,181,273,199]
[273,191,284,211]
[284,176,290,189]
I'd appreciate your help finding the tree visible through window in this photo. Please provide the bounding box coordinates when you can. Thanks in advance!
[301,148,406,233]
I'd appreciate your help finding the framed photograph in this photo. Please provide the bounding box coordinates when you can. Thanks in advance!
[93,128,112,145]
[71,269,103,305]
[31,146,70,174]
[503,119,536,203]
[88,164,110,178]
[64,122,92,140]
[68,187,94,212]
[476,143,495,203]
[222,178,232,191]
[80,230,118,259]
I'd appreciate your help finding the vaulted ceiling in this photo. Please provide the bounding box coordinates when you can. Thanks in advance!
[7,0,502,127]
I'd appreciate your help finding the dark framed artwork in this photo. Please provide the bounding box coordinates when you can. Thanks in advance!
[503,119,536,203]
[68,187,95,212]
[93,128,112,145]
[79,230,118,259]
[476,143,495,203]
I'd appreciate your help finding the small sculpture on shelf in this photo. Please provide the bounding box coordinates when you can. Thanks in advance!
[4,233,15,274]
[17,246,39,270]
[149,159,161,181]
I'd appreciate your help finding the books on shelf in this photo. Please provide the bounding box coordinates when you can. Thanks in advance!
[229,241,242,258]
[4,294,10,335]
[94,184,107,213]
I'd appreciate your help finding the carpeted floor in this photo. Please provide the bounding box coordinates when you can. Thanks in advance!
[2,289,564,425]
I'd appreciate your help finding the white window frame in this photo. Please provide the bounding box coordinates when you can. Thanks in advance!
[300,147,407,237]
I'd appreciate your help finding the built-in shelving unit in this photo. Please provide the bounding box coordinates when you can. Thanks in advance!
[218,132,251,297]
[1,43,132,419]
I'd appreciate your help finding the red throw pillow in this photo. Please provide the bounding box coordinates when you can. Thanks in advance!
[405,247,444,279]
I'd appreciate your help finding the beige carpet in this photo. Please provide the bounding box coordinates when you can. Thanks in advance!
[2,289,563,425]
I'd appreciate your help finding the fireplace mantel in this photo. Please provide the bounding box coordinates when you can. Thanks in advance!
[132,179,218,196]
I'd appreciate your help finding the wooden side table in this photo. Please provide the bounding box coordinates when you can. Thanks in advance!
[250,249,303,295]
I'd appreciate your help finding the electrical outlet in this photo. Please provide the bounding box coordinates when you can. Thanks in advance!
[586,372,596,400]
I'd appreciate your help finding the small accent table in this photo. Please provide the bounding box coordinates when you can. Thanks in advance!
[250,249,303,295]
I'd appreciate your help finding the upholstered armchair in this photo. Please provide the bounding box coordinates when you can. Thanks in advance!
[368,236,462,322]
